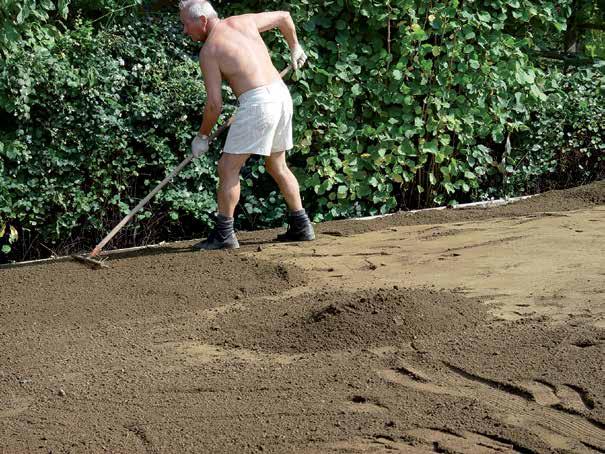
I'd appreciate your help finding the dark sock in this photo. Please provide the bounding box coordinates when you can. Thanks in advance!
[277,207,314,241]
[215,214,234,239]
[290,209,308,223]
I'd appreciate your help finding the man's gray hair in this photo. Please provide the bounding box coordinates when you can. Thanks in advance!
[179,0,218,20]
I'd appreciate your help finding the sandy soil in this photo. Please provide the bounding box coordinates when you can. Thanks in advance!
[1,181,604,453]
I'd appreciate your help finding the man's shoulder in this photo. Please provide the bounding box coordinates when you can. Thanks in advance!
[199,44,216,59]
[223,14,256,28]
[214,15,262,41]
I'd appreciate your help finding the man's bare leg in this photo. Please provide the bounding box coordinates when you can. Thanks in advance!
[265,151,303,212]
[265,151,315,241]
[194,152,249,250]
[217,152,250,217]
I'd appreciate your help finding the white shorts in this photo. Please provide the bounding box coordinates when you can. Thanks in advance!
[223,79,294,156]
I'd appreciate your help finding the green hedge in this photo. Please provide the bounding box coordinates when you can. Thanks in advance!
[1,13,223,256]
[506,64,605,194]
[3,0,597,261]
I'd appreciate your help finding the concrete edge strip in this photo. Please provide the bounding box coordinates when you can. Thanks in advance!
[1,195,533,269]
[351,195,533,221]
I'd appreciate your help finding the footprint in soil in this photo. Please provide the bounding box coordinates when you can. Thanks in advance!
[306,431,515,453]
[406,428,521,453]
[304,435,435,453]
[376,361,605,453]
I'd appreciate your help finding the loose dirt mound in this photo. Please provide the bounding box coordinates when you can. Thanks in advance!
[206,288,487,353]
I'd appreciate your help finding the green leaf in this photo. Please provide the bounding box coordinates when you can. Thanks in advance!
[529,84,547,101]
[41,0,55,10]
[443,182,456,194]
[422,141,438,154]
[477,12,491,22]
[58,0,70,19]
[410,23,428,41]
[515,66,535,85]
[16,7,24,24]
[9,226,18,243]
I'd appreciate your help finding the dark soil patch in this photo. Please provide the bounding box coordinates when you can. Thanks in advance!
[206,287,487,353]
[0,252,306,330]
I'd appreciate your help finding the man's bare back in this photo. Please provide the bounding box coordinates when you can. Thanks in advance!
[201,15,280,97]
[185,9,306,139]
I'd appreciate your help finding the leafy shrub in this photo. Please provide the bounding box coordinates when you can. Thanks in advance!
[505,64,605,194]
[231,0,573,220]
[0,14,223,258]
[1,0,68,50]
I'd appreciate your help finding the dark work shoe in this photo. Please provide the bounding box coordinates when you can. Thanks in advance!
[193,229,240,250]
[276,209,316,242]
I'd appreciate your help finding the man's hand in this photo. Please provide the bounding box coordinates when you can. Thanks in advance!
[191,133,209,158]
[290,44,308,70]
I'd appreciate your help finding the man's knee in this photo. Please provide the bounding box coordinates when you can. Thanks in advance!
[265,155,288,178]
[218,154,246,180]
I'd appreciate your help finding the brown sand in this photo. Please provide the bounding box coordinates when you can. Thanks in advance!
[0,180,603,453]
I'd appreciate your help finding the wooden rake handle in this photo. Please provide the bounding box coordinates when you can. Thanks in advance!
[89,64,293,257]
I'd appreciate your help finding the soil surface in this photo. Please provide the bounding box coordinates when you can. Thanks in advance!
[1,181,604,453]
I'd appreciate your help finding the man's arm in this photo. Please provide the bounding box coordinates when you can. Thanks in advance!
[250,12,307,70]
[251,11,299,49]
[198,49,223,136]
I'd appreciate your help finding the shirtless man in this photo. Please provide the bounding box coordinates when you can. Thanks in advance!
[179,0,315,250]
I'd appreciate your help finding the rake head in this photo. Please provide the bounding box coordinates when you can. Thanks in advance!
[71,254,109,269]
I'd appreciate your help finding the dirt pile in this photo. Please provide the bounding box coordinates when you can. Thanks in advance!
[205,287,487,353]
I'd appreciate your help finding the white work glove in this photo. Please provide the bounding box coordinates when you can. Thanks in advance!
[191,133,209,158]
[290,43,308,70]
